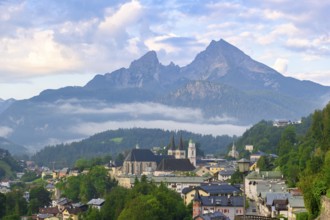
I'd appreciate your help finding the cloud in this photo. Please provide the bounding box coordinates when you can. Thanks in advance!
[0,126,13,138]
[70,120,249,137]
[0,29,82,76]
[53,100,237,123]
[273,58,288,74]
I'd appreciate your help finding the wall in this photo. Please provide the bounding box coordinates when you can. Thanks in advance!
[320,196,330,220]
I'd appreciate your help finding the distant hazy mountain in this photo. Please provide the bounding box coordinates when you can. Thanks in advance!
[0,39,329,152]
[0,98,15,114]
[0,137,27,156]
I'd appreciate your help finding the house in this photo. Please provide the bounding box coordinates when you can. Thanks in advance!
[195,166,212,177]
[183,183,241,205]
[250,151,267,162]
[58,168,69,178]
[218,170,235,182]
[258,192,290,217]
[245,145,254,153]
[45,183,55,192]
[250,151,278,162]
[38,207,61,219]
[287,196,306,220]
[193,189,244,220]
[62,207,86,220]
[244,170,284,200]
[87,198,105,210]
[53,197,71,212]
[210,164,224,175]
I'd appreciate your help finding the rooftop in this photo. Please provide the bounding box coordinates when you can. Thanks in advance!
[124,148,156,162]
[157,158,195,172]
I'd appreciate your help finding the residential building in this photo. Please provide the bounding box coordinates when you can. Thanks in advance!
[218,170,235,182]
[193,189,244,220]
[195,166,212,177]
[183,183,241,205]
[87,198,105,210]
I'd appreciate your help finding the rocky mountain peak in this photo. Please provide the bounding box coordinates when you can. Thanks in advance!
[129,50,159,70]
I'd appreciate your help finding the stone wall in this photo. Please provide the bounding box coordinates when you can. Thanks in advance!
[320,196,330,220]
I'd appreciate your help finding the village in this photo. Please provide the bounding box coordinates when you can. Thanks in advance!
[0,136,307,220]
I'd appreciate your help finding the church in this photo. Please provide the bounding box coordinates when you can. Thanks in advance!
[167,135,196,167]
[122,135,197,176]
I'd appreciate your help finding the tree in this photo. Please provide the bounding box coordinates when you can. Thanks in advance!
[0,193,6,218]
[29,186,51,214]
[100,187,130,220]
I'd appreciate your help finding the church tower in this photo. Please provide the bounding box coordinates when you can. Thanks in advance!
[188,139,196,167]
[175,134,186,159]
[167,135,175,156]
[228,142,239,159]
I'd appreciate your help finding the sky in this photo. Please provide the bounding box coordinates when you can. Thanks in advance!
[0,0,330,100]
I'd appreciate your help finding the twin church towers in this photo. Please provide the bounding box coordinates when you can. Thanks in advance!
[167,135,196,167]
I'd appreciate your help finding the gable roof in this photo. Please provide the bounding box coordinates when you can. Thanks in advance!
[265,192,290,206]
[219,170,235,176]
[200,183,241,195]
[39,207,59,215]
[124,148,157,162]
[87,198,105,206]
[183,183,241,195]
[194,211,230,220]
[200,195,244,207]
[288,196,305,208]
[157,158,195,171]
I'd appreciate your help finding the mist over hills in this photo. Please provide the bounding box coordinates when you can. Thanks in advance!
[0,39,329,152]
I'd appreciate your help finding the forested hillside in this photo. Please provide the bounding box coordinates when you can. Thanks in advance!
[234,103,330,219]
[0,148,22,180]
[276,103,330,219]
[233,116,312,155]
[32,128,233,168]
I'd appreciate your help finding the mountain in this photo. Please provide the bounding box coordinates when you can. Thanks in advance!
[0,39,329,151]
[0,98,15,114]
[0,137,27,156]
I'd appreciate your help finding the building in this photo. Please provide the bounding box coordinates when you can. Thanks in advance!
[245,145,254,153]
[218,170,235,182]
[188,139,197,167]
[155,158,196,176]
[195,166,212,177]
[244,170,285,201]
[287,196,306,220]
[168,135,186,159]
[122,148,158,175]
[227,143,239,159]
[183,183,241,205]
[87,198,105,210]
[192,189,244,220]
